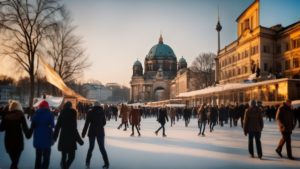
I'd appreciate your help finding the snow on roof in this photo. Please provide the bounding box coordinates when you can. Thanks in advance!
[165,104,186,108]
[292,100,300,109]
[177,78,300,98]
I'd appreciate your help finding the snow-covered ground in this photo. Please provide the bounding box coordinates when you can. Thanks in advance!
[1,118,300,169]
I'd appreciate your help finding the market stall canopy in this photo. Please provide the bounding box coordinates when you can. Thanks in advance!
[40,57,87,101]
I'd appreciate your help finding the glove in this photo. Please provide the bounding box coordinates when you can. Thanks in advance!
[79,140,84,146]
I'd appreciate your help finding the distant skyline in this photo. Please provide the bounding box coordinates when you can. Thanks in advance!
[1,0,300,86]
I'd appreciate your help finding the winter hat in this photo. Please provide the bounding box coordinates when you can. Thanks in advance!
[39,100,50,109]
[9,100,24,112]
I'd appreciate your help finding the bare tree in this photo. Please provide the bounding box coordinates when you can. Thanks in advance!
[0,0,63,107]
[190,52,216,88]
[46,10,90,83]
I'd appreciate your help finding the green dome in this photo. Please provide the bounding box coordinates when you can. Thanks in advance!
[146,35,176,60]
[133,60,142,67]
[179,56,187,64]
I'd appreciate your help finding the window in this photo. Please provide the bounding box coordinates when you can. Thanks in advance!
[285,42,290,51]
[251,16,254,29]
[293,58,299,68]
[264,63,268,71]
[291,38,300,49]
[285,60,291,70]
[276,45,281,54]
[263,45,270,53]
[245,50,248,57]
[244,19,250,31]
[244,66,248,74]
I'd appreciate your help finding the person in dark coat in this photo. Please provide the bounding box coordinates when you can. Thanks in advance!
[209,105,218,132]
[218,104,226,127]
[155,106,169,137]
[243,100,264,159]
[275,100,296,160]
[82,102,109,169]
[54,102,84,169]
[129,106,141,136]
[30,100,55,169]
[183,106,190,127]
[198,104,207,136]
[0,101,30,169]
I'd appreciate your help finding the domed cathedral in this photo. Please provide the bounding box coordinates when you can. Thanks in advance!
[130,34,200,103]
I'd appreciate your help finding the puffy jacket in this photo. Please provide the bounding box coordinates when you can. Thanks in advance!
[31,108,55,149]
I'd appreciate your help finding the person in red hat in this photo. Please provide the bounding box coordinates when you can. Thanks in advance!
[30,100,55,169]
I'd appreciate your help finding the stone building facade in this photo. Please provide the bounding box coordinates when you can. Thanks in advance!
[130,35,200,103]
[217,0,300,84]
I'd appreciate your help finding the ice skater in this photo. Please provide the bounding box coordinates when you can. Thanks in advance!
[198,104,207,136]
[243,100,264,159]
[117,104,129,131]
[30,100,55,169]
[275,99,296,160]
[129,106,141,136]
[0,100,30,169]
[54,102,84,169]
[82,102,110,169]
[155,106,169,137]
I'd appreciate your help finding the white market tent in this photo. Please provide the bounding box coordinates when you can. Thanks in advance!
[33,95,64,108]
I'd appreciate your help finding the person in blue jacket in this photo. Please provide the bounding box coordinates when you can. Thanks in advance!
[30,100,54,169]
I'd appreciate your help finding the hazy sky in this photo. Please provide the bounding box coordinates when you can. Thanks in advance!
[1,0,300,86]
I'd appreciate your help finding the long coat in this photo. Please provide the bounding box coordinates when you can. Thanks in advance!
[276,104,296,132]
[243,107,264,133]
[82,106,106,138]
[54,108,83,152]
[129,108,140,125]
[31,108,55,149]
[157,108,168,125]
[198,106,207,122]
[0,110,30,152]
[120,105,129,123]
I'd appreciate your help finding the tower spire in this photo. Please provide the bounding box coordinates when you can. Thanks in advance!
[215,6,222,84]
[159,32,163,44]
[216,6,222,52]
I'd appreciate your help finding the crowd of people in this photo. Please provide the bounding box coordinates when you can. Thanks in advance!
[0,99,300,169]
[0,100,109,169]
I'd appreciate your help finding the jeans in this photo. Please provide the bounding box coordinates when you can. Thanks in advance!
[156,123,166,135]
[86,135,109,166]
[35,148,51,169]
[276,131,293,157]
[198,121,206,134]
[248,131,262,157]
[131,124,140,135]
[8,149,22,169]
[61,150,75,169]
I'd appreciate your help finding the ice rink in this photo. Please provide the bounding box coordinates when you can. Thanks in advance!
[1,118,300,169]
